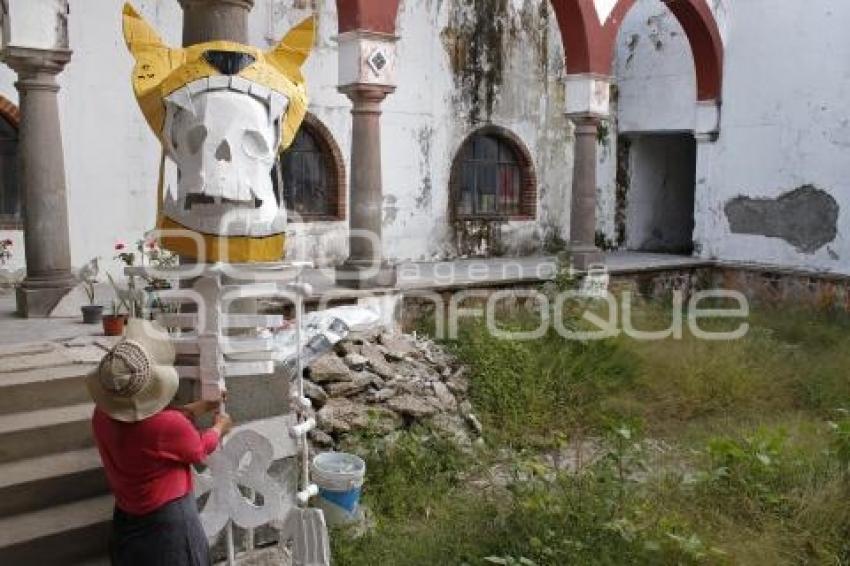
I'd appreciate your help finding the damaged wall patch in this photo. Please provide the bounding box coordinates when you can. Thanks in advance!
[724,185,838,254]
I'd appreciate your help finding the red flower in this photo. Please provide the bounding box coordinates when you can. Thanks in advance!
[115,241,126,251]
[1,239,11,246]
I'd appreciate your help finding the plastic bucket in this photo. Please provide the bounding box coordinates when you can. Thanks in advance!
[311,452,366,526]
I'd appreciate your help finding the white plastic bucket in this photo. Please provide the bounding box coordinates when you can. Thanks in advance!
[311,452,366,526]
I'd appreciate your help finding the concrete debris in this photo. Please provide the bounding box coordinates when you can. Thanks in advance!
[303,379,329,408]
[343,353,368,371]
[325,373,372,398]
[367,387,397,403]
[308,353,352,384]
[431,381,457,410]
[306,332,481,451]
[387,394,439,419]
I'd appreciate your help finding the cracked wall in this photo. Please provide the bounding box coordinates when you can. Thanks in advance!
[379,0,572,260]
[605,0,850,274]
[724,186,839,254]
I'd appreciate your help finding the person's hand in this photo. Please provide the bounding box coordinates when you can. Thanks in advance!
[179,399,221,420]
[213,412,233,437]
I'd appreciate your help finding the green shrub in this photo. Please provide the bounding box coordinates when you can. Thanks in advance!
[449,320,637,447]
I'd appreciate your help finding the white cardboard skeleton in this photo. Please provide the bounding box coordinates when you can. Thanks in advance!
[121,5,361,564]
[162,81,288,238]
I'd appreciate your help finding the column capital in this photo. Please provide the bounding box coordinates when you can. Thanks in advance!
[338,83,396,113]
[3,46,71,79]
[337,30,398,90]
[567,113,603,129]
[565,73,612,119]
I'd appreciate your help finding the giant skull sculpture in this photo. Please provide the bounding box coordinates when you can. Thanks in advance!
[123,4,314,263]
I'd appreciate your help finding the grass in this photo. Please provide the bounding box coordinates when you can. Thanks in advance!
[332,299,850,565]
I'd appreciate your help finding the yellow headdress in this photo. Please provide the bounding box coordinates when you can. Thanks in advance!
[123,3,314,151]
[122,4,316,263]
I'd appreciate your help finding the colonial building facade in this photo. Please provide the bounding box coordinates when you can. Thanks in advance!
[0,0,847,300]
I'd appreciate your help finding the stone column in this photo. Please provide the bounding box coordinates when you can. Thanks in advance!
[564,74,611,271]
[179,0,253,45]
[335,31,399,289]
[567,114,603,270]
[336,83,397,288]
[6,47,75,317]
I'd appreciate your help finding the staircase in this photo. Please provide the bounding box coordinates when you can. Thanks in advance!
[0,339,115,565]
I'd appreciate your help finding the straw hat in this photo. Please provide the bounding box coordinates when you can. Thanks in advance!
[86,319,179,422]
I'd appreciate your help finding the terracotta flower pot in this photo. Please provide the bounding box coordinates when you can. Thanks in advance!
[102,314,128,337]
[81,305,104,324]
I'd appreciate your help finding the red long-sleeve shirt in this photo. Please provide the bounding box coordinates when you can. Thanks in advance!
[92,408,220,515]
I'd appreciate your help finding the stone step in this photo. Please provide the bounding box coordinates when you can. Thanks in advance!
[0,402,94,464]
[0,363,93,415]
[0,494,112,565]
[0,447,107,518]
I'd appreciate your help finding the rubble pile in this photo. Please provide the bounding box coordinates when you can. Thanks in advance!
[304,331,483,450]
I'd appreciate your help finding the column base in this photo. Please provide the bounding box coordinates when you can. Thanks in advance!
[566,244,604,271]
[335,260,398,289]
[16,281,75,318]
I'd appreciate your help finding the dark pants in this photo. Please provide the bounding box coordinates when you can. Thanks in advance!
[110,493,211,566]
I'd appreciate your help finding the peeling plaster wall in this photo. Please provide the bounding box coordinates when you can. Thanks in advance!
[608,0,850,274]
[0,0,571,275]
[257,0,352,267]
[383,0,572,260]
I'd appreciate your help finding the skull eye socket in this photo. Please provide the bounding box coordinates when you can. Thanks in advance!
[186,125,208,155]
[243,129,271,159]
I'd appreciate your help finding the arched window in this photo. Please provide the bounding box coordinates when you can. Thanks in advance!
[271,113,346,222]
[0,105,19,229]
[450,126,536,220]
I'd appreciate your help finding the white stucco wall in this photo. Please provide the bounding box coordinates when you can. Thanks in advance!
[4,0,847,279]
[0,0,573,277]
[0,0,183,277]
[609,0,850,273]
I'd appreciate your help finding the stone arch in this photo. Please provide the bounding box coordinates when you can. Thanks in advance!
[549,0,602,74]
[552,0,723,101]
[606,0,723,100]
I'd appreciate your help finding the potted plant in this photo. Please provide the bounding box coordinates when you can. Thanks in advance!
[102,301,128,336]
[78,258,103,324]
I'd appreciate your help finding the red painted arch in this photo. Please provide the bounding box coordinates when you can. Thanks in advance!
[662,0,724,100]
[550,0,599,74]
[336,0,401,34]
[551,0,723,101]
[333,0,722,100]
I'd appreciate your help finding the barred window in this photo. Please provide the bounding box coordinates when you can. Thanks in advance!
[271,114,345,222]
[451,128,536,220]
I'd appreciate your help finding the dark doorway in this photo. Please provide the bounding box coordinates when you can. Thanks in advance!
[622,133,696,254]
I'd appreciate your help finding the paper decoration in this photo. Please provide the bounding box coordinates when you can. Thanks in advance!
[121,3,316,262]
[281,508,331,566]
[161,87,286,239]
[195,429,290,538]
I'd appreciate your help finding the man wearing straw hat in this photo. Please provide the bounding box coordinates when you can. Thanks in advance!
[87,319,233,565]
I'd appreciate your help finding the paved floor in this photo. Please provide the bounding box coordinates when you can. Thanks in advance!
[0,252,705,346]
